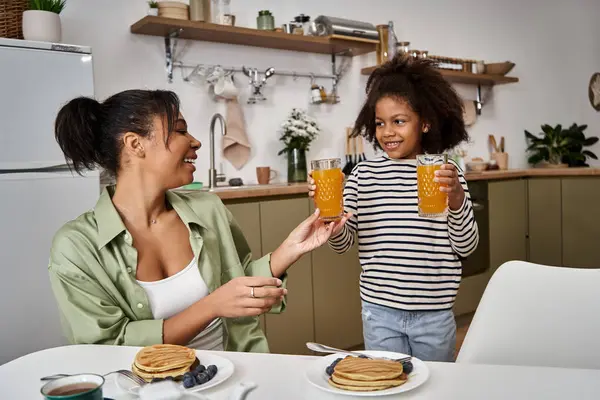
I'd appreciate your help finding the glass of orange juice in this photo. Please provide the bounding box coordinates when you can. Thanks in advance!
[311,158,344,221]
[417,154,448,218]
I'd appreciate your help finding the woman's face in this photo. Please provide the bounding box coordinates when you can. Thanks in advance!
[142,114,201,189]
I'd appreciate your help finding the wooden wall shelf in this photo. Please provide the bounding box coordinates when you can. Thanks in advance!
[131,16,377,56]
[360,65,519,85]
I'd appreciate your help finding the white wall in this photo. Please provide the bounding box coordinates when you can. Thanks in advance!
[60,0,600,185]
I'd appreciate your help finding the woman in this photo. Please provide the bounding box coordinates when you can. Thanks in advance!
[49,89,349,352]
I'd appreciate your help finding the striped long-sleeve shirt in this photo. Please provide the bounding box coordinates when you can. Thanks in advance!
[329,155,479,311]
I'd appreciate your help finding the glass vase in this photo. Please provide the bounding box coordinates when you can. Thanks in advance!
[287,148,307,183]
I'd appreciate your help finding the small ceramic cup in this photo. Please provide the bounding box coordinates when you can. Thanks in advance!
[213,75,238,99]
[40,374,104,400]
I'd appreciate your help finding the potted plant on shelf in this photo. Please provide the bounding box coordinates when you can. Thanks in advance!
[22,0,66,43]
[278,109,320,183]
[525,123,598,168]
[148,0,158,16]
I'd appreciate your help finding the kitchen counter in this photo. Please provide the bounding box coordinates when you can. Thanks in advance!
[176,168,600,201]
[177,182,309,200]
[465,167,600,181]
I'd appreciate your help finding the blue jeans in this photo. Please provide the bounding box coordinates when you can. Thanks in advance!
[361,300,456,362]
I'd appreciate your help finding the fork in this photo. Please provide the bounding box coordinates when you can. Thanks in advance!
[40,369,146,386]
[306,342,412,363]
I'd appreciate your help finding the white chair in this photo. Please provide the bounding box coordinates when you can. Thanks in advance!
[457,260,600,369]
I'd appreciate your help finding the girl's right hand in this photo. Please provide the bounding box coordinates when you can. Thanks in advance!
[308,171,316,198]
[207,276,286,318]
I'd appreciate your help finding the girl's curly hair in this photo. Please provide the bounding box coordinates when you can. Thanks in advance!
[353,53,469,153]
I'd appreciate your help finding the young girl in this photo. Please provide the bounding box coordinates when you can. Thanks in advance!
[310,54,479,362]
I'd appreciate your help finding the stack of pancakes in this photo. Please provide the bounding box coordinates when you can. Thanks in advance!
[328,356,408,392]
[132,344,198,382]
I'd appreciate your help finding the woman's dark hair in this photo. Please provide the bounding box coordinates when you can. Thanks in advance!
[353,53,469,153]
[55,89,181,175]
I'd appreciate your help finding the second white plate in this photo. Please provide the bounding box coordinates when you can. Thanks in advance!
[305,350,429,397]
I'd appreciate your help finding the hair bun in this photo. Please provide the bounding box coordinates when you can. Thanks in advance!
[54,96,106,173]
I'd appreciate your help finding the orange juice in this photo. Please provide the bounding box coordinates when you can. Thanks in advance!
[312,163,344,221]
[417,164,448,216]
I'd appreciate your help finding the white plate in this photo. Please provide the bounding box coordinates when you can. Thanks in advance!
[116,351,234,396]
[306,350,429,397]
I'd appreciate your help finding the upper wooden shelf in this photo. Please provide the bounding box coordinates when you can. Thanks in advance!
[131,16,377,56]
[360,65,519,85]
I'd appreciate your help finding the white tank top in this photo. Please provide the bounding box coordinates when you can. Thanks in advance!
[137,258,224,351]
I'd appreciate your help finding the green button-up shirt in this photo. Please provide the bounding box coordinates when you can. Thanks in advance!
[48,186,286,353]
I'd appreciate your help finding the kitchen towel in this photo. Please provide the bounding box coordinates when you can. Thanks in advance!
[222,98,251,170]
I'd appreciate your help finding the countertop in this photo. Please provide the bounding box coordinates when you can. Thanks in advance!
[177,182,309,200]
[464,167,600,181]
[179,168,600,200]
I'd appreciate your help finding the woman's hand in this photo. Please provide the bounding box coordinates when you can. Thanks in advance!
[206,276,286,318]
[286,208,352,254]
[164,276,285,344]
[435,164,465,211]
[269,199,352,278]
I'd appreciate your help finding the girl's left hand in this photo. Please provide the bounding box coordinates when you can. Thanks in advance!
[435,164,465,211]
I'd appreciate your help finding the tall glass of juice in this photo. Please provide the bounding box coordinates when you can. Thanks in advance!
[311,158,344,221]
[417,154,448,218]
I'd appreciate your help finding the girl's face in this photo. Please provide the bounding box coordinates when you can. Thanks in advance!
[375,96,428,159]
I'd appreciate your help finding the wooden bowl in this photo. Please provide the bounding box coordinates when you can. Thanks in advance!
[484,62,515,76]
[466,161,489,173]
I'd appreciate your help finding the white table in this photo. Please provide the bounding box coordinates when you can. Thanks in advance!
[1,345,599,399]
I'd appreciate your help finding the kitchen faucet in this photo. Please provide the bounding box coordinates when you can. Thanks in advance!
[208,113,226,190]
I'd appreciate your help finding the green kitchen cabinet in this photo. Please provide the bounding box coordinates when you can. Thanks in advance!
[309,202,363,350]
[454,181,491,316]
[527,178,562,267]
[225,201,266,333]
[488,179,528,272]
[562,177,600,268]
[260,198,315,355]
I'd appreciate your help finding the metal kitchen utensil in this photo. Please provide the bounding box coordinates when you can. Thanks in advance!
[313,16,379,41]
[306,342,412,362]
[242,66,275,104]
[41,370,146,386]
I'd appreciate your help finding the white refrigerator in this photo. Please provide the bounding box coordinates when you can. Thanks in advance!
[0,38,100,365]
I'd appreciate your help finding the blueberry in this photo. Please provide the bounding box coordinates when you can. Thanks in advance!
[206,365,218,378]
[182,375,196,389]
[325,357,343,376]
[194,364,206,374]
[195,372,210,385]
[401,360,414,375]
[150,377,164,383]
[358,355,369,359]
[164,376,174,381]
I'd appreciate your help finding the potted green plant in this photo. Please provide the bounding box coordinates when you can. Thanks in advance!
[278,109,320,182]
[22,0,66,43]
[525,123,598,168]
[148,0,159,16]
